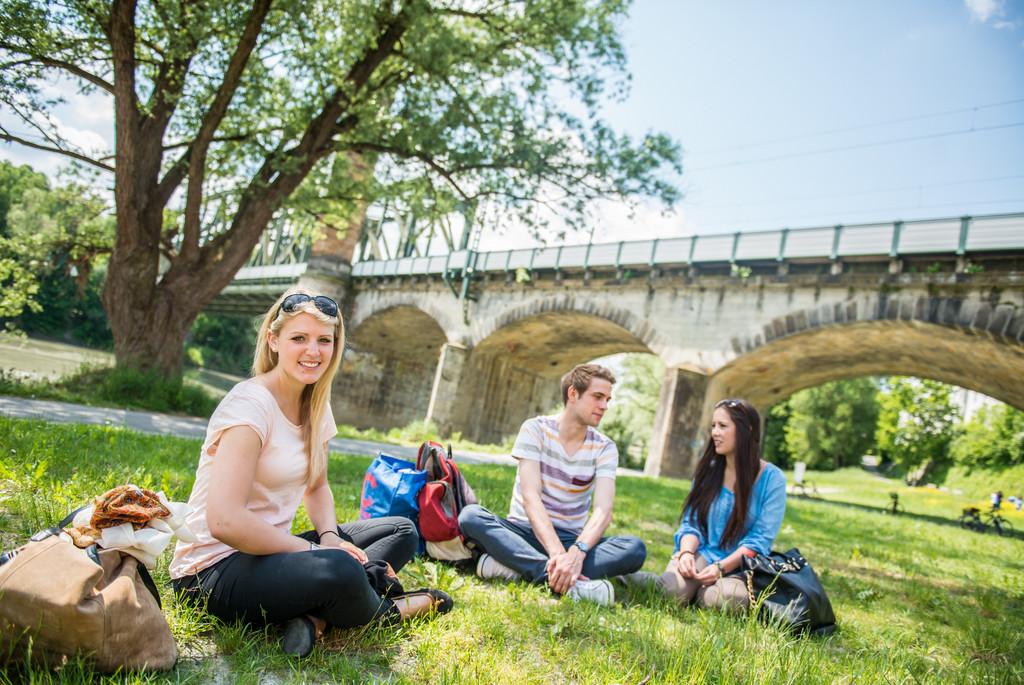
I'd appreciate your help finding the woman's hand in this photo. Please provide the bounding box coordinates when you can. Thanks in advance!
[674,551,698,578]
[318,531,368,564]
[694,561,723,586]
[336,540,368,564]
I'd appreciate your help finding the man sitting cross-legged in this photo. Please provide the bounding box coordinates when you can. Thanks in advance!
[458,363,646,605]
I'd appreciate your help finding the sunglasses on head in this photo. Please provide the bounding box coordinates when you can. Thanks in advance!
[716,399,741,409]
[277,293,339,319]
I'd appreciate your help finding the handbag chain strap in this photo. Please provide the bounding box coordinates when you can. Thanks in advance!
[746,553,803,610]
[745,569,756,610]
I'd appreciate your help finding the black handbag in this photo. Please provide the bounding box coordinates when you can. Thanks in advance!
[741,548,836,636]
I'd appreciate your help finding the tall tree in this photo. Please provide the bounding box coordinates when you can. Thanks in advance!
[599,353,664,468]
[0,162,113,319]
[876,377,960,475]
[0,0,681,375]
[784,378,880,470]
[950,403,1024,470]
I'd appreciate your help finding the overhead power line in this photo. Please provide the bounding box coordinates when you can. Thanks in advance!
[690,121,1024,172]
[694,97,1024,155]
[689,174,1024,211]
[701,197,1024,233]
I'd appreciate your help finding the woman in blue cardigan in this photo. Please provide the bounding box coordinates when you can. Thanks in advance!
[661,398,787,611]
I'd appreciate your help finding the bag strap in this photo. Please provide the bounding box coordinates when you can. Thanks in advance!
[138,564,162,609]
[746,569,756,610]
[58,504,92,529]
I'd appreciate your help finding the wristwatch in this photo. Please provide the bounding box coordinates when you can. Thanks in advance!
[572,540,590,554]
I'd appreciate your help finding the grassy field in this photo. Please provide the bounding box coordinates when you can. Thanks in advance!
[0,416,1022,684]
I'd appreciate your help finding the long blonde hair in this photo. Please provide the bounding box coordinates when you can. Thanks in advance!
[252,287,344,486]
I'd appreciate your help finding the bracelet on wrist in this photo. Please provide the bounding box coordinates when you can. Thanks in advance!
[318,530,341,542]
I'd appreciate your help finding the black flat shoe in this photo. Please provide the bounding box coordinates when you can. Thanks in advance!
[281,616,316,657]
[398,588,454,615]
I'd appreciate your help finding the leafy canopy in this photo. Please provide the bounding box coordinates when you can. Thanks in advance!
[783,377,880,471]
[0,161,113,320]
[875,377,960,473]
[950,403,1024,470]
[0,0,681,246]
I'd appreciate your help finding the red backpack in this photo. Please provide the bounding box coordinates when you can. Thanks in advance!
[415,441,478,559]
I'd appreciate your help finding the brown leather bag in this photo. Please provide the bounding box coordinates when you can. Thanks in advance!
[0,531,177,672]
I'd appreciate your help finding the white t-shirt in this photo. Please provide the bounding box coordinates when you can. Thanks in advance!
[507,415,618,534]
[169,379,336,578]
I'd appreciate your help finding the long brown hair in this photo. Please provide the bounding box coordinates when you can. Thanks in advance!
[252,288,344,486]
[680,399,762,548]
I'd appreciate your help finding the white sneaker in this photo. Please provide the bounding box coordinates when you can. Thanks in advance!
[565,578,614,606]
[618,571,664,590]
[476,553,521,581]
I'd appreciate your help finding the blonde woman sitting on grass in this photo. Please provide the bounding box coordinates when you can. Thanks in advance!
[170,289,451,658]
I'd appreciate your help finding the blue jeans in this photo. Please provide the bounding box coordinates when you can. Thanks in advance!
[458,504,646,584]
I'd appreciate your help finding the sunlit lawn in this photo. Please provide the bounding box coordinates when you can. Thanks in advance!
[0,417,1021,684]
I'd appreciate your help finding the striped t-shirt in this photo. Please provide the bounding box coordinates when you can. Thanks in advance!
[507,415,619,534]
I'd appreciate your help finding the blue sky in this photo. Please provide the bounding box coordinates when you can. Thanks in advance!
[576,0,1024,244]
[2,1,1022,250]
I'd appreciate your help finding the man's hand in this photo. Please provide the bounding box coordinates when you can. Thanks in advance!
[693,561,722,586]
[546,547,585,594]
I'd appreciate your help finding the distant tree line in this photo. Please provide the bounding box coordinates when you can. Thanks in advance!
[1,161,255,375]
[763,377,1022,478]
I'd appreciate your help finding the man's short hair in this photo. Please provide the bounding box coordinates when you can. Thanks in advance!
[560,364,616,405]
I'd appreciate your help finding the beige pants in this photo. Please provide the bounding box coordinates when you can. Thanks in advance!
[660,555,749,613]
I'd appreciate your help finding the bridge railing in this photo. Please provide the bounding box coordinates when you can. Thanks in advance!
[350,212,1024,278]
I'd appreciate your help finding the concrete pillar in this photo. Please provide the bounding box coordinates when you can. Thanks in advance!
[644,367,709,479]
[425,347,560,444]
[425,343,473,435]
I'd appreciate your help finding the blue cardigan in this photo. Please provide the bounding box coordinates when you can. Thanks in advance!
[673,463,787,563]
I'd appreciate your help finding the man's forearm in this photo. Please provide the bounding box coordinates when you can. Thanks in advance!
[575,506,612,549]
[522,496,566,556]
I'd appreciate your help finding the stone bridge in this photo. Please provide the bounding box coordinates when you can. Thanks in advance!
[226,213,1024,477]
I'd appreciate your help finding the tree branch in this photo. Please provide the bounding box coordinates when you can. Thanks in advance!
[0,129,114,172]
[350,141,471,200]
[181,0,272,262]
[196,4,413,275]
[0,37,115,93]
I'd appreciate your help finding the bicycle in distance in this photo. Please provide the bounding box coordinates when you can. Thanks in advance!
[958,506,1015,537]
[885,492,904,515]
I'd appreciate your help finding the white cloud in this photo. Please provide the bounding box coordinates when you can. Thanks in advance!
[993,19,1022,30]
[965,0,1005,23]
[1,77,114,179]
[473,197,693,252]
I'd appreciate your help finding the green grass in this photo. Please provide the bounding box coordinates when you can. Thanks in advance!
[334,419,517,456]
[1,417,1022,684]
[0,366,219,418]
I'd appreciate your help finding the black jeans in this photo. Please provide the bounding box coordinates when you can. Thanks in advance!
[173,517,417,629]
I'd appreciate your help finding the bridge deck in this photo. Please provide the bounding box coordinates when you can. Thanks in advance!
[349,212,1023,278]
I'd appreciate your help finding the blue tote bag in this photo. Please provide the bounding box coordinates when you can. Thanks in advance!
[359,453,427,520]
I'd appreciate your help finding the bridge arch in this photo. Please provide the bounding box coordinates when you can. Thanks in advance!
[440,301,665,445]
[714,294,1024,411]
[332,304,450,431]
[349,294,460,341]
[652,294,1024,478]
[469,294,672,357]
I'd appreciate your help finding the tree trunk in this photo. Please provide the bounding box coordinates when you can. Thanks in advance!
[102,256,200,377]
